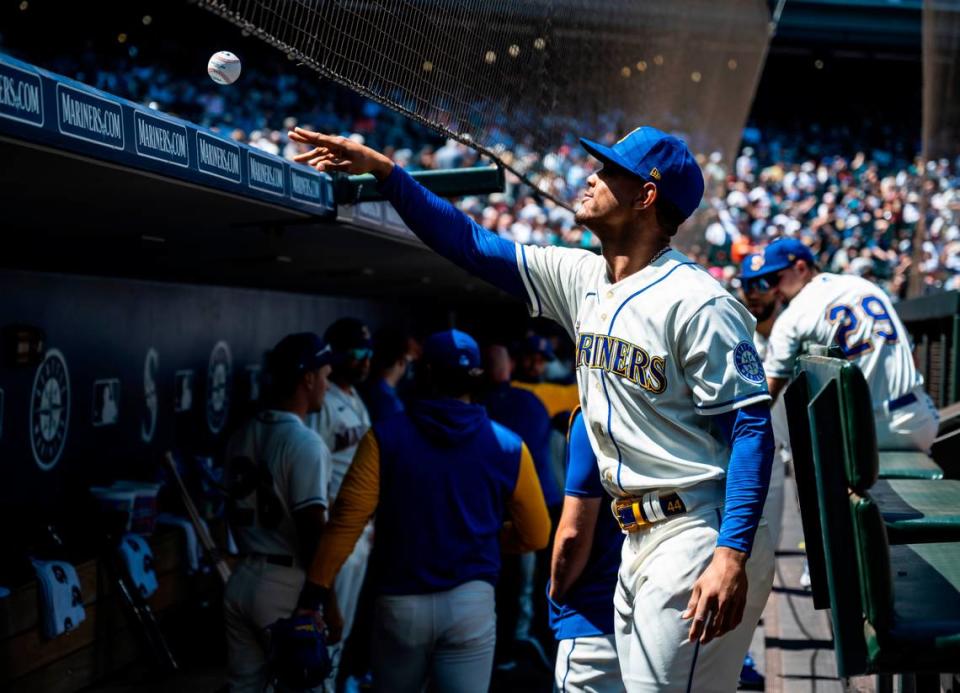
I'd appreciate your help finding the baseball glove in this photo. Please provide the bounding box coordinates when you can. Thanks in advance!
[268,613,332,689]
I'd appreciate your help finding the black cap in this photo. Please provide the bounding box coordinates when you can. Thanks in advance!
[324,318,372,353]
[268,333,333,379]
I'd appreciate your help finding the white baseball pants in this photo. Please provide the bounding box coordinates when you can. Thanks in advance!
[874,390,940,453]
[613,508,774,692]
[554,634,622,693]
[371,580,496,693]
[223,557,322,693]
[326,521,374,692]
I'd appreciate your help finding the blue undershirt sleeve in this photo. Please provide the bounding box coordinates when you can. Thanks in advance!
[564,411,604,499]
[712,402,774,555]
[376,165,527,300]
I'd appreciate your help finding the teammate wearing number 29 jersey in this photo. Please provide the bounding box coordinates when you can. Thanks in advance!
[756,238,939,452]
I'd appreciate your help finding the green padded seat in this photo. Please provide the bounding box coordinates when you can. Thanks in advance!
[877,452,944,480]
[871,479,960,543]
[850,494,960,672]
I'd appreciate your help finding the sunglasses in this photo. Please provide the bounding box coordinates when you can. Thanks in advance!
[742,271,784,294]
[347,348,374,361]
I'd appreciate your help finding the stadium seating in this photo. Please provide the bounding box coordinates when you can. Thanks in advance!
[785,356,960,678]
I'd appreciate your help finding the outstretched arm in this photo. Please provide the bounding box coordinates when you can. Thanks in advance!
[289,128,526,300]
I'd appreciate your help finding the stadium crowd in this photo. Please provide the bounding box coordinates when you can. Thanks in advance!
[10,46,960,300]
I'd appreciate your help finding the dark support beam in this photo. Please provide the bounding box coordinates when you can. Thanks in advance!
[338,166,505,204]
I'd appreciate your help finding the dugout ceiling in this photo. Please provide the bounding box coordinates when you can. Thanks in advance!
[0,135,506,303]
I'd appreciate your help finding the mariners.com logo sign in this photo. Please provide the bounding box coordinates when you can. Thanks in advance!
[0,53,333,212]
[0,61,43,126]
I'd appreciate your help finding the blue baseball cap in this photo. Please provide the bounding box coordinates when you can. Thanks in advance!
[739,253,769,281]
[749,238,816,278]
[269,332,333,377]
[423,329,482,373]
[580,126,705,220]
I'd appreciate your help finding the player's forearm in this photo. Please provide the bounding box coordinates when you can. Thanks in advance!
[376,165,527,300]
[715,403,774,554]
[766,376,787,402]
[549,496,600,600]
[549,529,591,601]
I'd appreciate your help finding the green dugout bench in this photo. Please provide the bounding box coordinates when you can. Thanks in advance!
[784,355,960,682]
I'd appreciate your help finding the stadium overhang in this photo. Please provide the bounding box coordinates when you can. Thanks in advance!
[0,54,508,303]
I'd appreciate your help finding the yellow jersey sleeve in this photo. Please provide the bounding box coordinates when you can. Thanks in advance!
[501,442,551,553]
[307,430,380,588]
[512,381,580,418]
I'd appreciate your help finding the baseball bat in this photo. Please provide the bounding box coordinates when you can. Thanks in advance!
[162,451,232,584]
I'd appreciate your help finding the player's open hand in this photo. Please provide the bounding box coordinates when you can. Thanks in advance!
[682,546,749,644]
[288,127,394,180]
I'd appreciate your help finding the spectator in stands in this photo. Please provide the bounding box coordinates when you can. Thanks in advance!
[12,30,960,297]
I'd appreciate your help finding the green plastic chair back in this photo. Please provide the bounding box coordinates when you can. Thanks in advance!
[849,493,894,636]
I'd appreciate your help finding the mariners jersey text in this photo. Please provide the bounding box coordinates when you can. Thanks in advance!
[576,332,667,393]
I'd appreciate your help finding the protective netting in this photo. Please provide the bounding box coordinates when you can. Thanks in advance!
[924,0,960,159]
[198,0,771,186]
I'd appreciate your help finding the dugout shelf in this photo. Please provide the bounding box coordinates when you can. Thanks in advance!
[870,479,960,543]
[878,452,944,480]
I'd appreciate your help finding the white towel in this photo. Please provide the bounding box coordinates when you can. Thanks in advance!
[30,559,85,638]
[118,533,159,599]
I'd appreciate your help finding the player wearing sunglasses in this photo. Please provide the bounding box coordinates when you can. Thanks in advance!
[309,317,375,688]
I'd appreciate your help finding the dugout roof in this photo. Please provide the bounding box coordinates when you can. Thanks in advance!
[0,53,505,303]
[0,135,501,301]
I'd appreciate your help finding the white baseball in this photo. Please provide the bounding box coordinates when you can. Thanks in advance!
[207,51,241,85]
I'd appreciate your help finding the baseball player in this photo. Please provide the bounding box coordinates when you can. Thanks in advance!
[512,335,581,419]
[222,332,339,693]
[739,253,789,547]
[296,329,551,693]
[308,317,374,688]
[289,125,776,692]
[549,408,622,692]
[755,238,939,452]
[362,328,410,423]
[482,344,561,666]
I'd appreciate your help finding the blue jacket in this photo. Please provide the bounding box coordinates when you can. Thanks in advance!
[371,399,523,594]
[483,382,562,508]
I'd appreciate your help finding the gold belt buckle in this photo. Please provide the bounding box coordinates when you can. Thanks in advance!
[612,497,650,533]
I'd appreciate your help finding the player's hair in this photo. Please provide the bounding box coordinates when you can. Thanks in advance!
[655,198,687,237]
[265,349,303,400]
[372,328,409,374]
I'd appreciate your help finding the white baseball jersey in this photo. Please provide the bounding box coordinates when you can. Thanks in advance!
[764,273,921,407]
[310,384,371,500]
[516,245,770,498]
[225,410,332,559]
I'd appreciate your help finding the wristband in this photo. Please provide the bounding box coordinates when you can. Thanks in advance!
[297,581,330,612]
